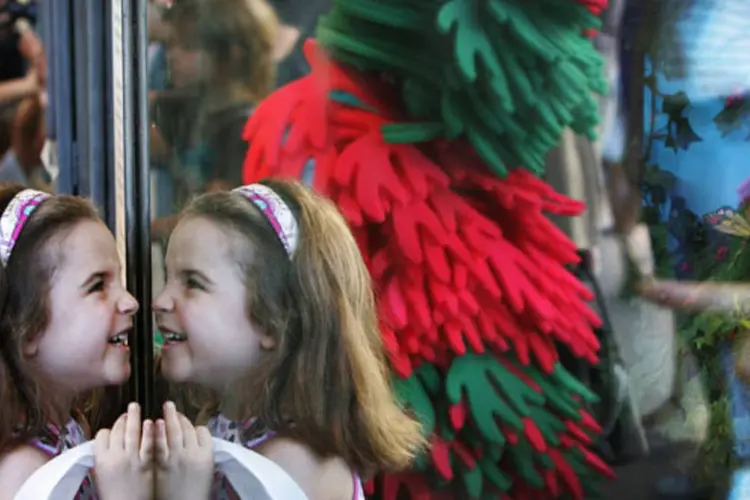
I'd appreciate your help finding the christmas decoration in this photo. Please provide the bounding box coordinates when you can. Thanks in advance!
[242,0,614,497]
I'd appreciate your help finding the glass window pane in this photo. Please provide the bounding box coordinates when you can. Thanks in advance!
[146,0,749,498]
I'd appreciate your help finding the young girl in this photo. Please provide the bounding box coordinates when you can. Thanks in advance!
[0,184,151,499]
[154,179,425,499]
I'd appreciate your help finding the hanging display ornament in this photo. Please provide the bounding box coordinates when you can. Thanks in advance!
[242,0,615,498]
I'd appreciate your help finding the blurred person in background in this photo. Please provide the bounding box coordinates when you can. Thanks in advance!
[0,0,48,191]
[147,0,173,94]
[150,0,278,239]
[0,94,49,190]
[0,0,43,105]
[269,0,331,87]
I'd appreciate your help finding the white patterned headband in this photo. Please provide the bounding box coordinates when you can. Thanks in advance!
[0,189,51,265]
[232,184,299,257]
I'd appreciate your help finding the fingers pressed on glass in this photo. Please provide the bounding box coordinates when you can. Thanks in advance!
[164,401,184,449]
[140,418,155,462]
[124,402,141,453]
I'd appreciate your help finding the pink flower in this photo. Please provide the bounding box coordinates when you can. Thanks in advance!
[717,246,729,261]
[726,95,743,107]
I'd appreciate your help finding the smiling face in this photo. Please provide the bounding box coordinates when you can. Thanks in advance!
[26,219,138,391]
[154,216,273,389]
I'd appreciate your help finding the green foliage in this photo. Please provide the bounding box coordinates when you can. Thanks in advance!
[654,92,703,153]
[678,230,750,497]
[694,396,737,498]
[641,163,677,279]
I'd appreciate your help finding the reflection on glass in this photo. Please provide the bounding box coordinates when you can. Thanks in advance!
[0,1,50,192]
[145,0,750,498]
[149,0,277,229]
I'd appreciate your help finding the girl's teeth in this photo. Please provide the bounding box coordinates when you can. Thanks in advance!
[164,333,186,342]
[108,333,129,346]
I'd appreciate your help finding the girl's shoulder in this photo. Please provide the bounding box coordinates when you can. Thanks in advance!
[257,437,362,500]
[0,443,51,496]
[0,418,92,498]
[208,414,364,500]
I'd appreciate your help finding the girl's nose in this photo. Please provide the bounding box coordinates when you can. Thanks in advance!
[118,291,140,315]
[152,289,174,313]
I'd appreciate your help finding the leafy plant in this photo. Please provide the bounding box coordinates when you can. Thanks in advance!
[714,93,750,139]
[679,226,750,497]
[641,163,677,279]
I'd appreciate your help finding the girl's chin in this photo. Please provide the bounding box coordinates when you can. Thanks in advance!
[159,355,193,384]
[103,348,131,384]
[105,363,131,385]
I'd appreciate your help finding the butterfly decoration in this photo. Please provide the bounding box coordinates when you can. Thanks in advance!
[705,205,750,238]
[704,206,736,224]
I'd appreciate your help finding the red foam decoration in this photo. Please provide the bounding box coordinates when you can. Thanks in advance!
[380,473,433,500]
[522,417,547,453]
[449,400,467,430]
[430,439,453,480]
[574,0,609,16]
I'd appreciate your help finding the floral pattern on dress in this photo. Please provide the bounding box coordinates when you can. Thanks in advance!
[28,418,98,499]
[207,413,365,500]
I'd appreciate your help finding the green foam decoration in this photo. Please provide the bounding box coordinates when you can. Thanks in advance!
[478,455,513,492]
[537,452,555,470]
[460,424,490,453]
[318,0,606,178]
[412,449,429,471]
[436,422,456,444]
[415,362,442,395]
[527,406,564,446]
[381,122,446,144]
[335,0,424,28]
[388,354,606,494]
[461,464,484,497]
[437,1,505,86]
[447,354,549,441]
[328,90,378,113]
[566,447,592,476]
[508,438,545,488]
[520,362,597,420]
[393,373,436,436]
[551,363,599,402]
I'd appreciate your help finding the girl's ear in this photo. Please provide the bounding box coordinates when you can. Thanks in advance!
[259,333,276,350]
[22,337,39,357]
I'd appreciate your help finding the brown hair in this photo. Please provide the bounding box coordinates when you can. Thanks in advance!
[179,178,425,475]
[0,184,100,455]
[165,0,278,101]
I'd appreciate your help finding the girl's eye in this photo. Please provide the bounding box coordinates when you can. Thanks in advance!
[87,280,105,294]
[185,278,203,290]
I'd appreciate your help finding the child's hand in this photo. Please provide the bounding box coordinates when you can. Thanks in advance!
[155,401,214,500]
[94,402,155,500]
